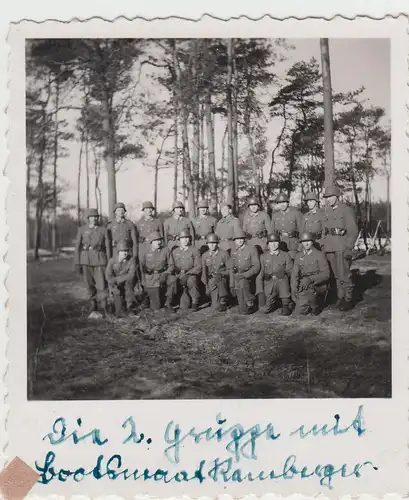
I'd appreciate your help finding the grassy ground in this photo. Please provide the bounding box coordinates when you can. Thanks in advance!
[27,255,391,400]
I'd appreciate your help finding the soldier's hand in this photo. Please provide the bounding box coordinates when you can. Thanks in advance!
[300,277,312,290]
[213,273,222,284]
[235,273,244,281]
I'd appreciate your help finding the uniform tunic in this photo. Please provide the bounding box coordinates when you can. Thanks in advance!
[229,243,260,305]
[74,225,110,302]
[201,248,229,305]
[300,208,326,247]
[291,247,330,313]
[140,246,175,310]
[106,218,138,259]
[271,208,303,258]
[136,216,164,257]
[256,250,293,306]
[215,215,241,253]
[164,216,195,250]
[170,245,202,305]
[106,256,136,306]
[243,211,272,250]
[322,202,358,301]
[191,215,218,250]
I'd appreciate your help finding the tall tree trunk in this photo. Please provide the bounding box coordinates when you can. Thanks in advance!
[26,152,32,250]
[77,133,83,225]
[227,39,235,210]
[200,104,206,200]
[85,131,90,209]
[205,95,217,213]
[320,38,335,189]
[182,109,196,216]
[173,96,178,203]
[102,93,116,216]
[191,41,200,208]
[220,124,228,203]
[351,173,362,228]
[232,39,239,208]
[386,173,391,235]
[51,80,60,256]
[34,126,46,261]
[154,156,159,209]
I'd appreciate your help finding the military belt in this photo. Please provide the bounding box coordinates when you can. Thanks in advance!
[167,234,178,241]
[277,230,299,238]
[250,230,267,239]
[196,235,207,240]
[82,244,102,251]
[301,271,319,278]
[233,266,250,274]
[264,272,284,280]
[326,227,347,236]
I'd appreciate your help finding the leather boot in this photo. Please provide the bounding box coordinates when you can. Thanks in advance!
[281,300,292,316]
[339,299,354,311]
[114,295,125,317]
[191,302,199,312]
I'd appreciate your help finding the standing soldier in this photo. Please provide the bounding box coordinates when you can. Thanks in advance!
[300,191,326,249]
[256,233,293,315]
[271,193,303,259]
[322,185,359,311]
[136,201,163,259]
[170,230,202,312]
[139,232,175,311]
[164,200,195,251]
[291,232,330,315]
[215,203,241,254]
[74,208,110,315]
[105,241,137,317]
[191,199,218,254]
[243,197,272,252]
[229,229,261,314]
[201,233,229,312]
[106,202,138,261]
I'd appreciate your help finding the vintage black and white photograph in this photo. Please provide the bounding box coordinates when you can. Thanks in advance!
[26,37,391,401]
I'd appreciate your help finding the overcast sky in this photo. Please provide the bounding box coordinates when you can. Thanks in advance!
[50,38,390,220]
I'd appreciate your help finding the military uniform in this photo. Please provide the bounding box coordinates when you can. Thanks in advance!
[215,214,241,253]
[322,187,358,307]
[256,249,293,314]
[106,218,138,260]
[229,230,261,313]
[170,237,202,310]
[271,208,303,259]
[243,210,272,251]
[301,208,326,249]
[140,233,175,310]
[201,237,229,311]
[106,249,137,314]
[136,215,163,258]
[74,211,110,310]
[291,236,330,315]
[191,215,218,251]
[164,215,195,251]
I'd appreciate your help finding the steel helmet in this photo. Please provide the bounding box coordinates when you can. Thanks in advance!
[114,202,126,212]
[206,233,219,243]
[142,201,154,210]
[178,229,191,239]
[233,229,247,240]
[247,197,260,207]
[148,231,163,243]
[172,200,185,210]
[276,193,289,203]
[86,208,99,218]
[304,191,318,201]
[267,232,281,243]
[299,232,315,242]
[323,186,341,198]
[197,199,209,209]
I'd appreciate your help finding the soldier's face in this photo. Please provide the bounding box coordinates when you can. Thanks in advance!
[327,195,338,207]
[180,236,190,247]
[208,242,218,252]
[88,216,98,226]
[249,204,259,213]
[221,206,230,218]
[302,240,313,251]
[278,202,289,212]
[235,238,245,248]
[199,207,208,216]
[118,250,128,261]
[307,199,316,210]
[269,241,280,252]
[174,207,184,216]
[151,239,162,250]
[144,208,154,217]
[115,208,125,218]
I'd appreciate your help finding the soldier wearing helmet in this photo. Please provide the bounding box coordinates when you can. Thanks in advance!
[256,233,293,316]
[291,232,330,316]
[74,208,110,315]
[229,228,261,314]
[201,233,229,312]
[168,229,202,312]
[300,191,326,249]
[105,241,137,316]
[242,197,272,253]
[164,200,195,251]
[322,185,358,311]
[106,202,138,262]
[191,199,218,254]
[270,193,303,259]
[215,203,241,254]
[136,201,164,259]
[139,231,175,311]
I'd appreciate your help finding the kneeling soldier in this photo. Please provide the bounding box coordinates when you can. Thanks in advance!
[201,233,229,312]
[140,232,175,311]
[256,233,293,315]
[230,229,261,314]
[291,232,330,315]
[106,241,137,317]
[170,230,202,312]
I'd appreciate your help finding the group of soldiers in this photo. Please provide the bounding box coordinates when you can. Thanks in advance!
[74,185,358,318]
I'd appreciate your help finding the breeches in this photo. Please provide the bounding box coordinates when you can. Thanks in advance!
[326,251,353,300]
[234,277,255,302]
[264,276,291,305]
[207,276,228,307]
[110,279,134,306]
[296,284,327,314]
[82,266,107,302]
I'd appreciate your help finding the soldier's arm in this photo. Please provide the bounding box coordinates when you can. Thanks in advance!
[285,253,294,275]
[166,249,175,275]
[345,205,359,249]
[130,222,138,259]
[188,248,202,275]
[212,217,218,232]
[299,214,306,234]
[74,227,82,265]
[255,258,264,292]
[201,255,208,284]
[270,214,276,233]
[243,247,261,278]
[105,225,112,260]
[311,252,330,285]
[116,259,136,284]
[105,259,116,284]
